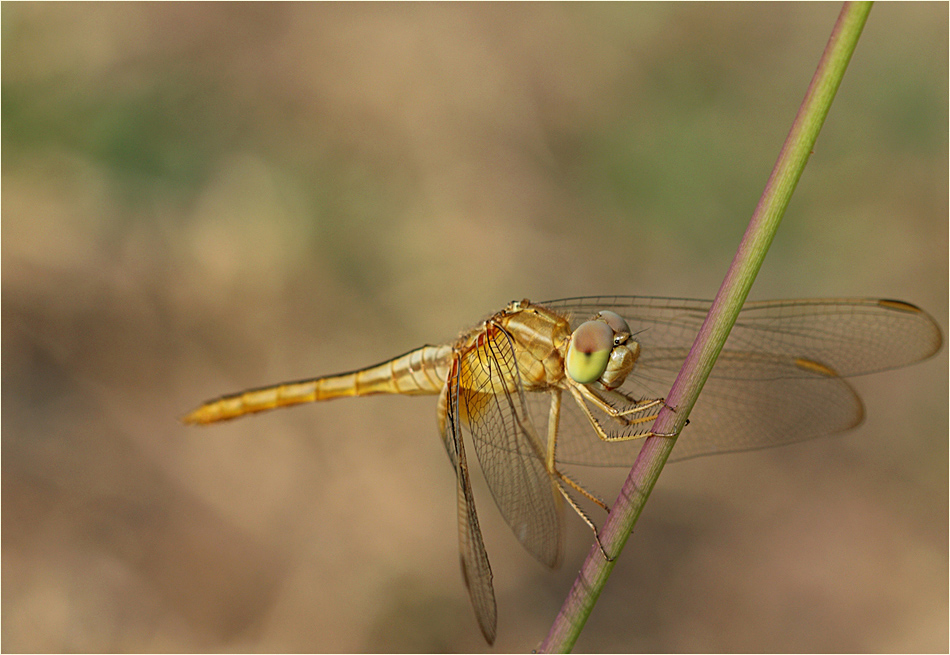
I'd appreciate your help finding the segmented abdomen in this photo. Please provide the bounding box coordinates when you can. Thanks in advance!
[183,344,453,425]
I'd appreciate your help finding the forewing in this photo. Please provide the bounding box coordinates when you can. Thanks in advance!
[458,323,562,568]
[442,358,497,644]
[544,297,941,376]
[538,297,942,465]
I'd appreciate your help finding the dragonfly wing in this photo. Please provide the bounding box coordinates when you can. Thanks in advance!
[543,297,942,376]
[539,297,941,466]
[544,350,862,465]
[442,359,497,644]
[669,355,863,461]
[458,323,563,569]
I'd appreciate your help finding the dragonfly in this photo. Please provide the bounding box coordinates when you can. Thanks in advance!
[183,296,942,644]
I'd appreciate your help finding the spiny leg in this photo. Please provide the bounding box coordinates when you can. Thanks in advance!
[566,383,677,444]
[576,383,666,423]
[552,475,615,562]
[544,390,613,561]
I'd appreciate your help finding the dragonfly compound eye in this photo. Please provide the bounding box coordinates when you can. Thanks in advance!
[596,310,631,345]
[566,320,614,384]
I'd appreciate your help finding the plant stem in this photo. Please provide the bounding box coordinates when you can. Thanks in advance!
[539,3,873,651]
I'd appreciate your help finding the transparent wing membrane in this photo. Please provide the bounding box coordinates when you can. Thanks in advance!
[458,325,562,569]
[543,297,941,465]
[545,297,941,377]
[443,358,497,644]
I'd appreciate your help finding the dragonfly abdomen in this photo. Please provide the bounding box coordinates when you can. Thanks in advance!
[182,345,452,425]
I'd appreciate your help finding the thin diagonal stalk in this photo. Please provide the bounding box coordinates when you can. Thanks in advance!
[540,3,873,651]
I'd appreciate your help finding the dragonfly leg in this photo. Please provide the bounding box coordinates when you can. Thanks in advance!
[544,391,614,560]
[552,473,615,562]
[607,391,683,436]
[579,384,665,423]
[592,387,683,437]
[556,468,609,512]
[544,390,611,513]
[566,383,669,443]
[544,389,562,473]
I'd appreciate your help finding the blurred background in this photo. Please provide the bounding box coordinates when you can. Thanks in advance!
[3,3,946,652]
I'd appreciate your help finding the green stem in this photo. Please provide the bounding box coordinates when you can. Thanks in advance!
[540,2,873,651]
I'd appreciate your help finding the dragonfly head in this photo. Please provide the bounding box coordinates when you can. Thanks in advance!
[565,311,640,389]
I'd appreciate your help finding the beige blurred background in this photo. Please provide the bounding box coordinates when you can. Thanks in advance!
[3,3,946,652]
